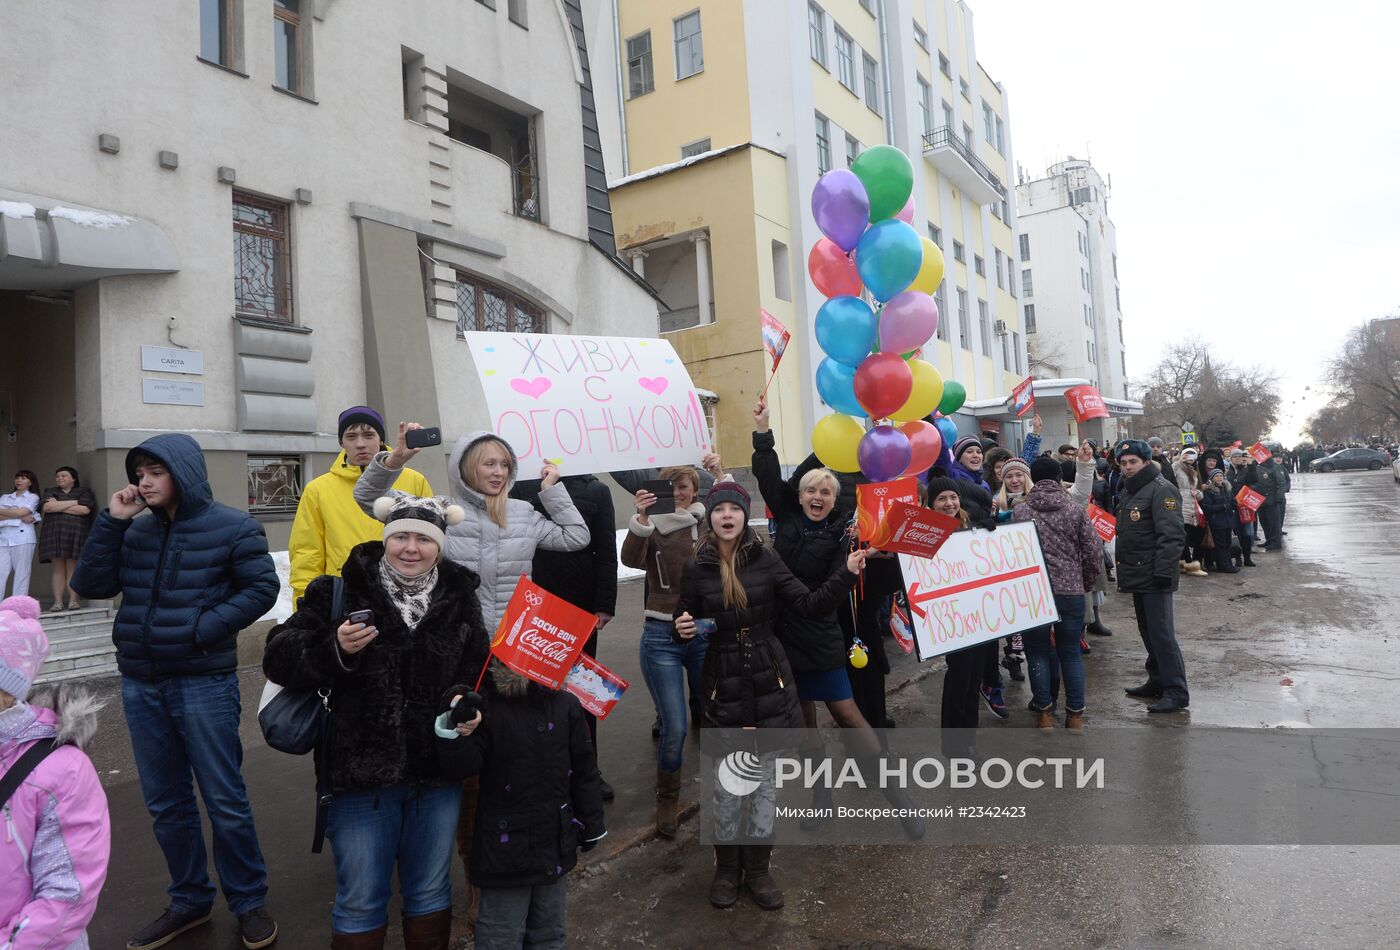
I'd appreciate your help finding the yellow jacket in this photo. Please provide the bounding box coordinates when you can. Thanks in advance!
[288,452,432,604]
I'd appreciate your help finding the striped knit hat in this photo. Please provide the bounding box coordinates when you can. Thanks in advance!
[1000,458,1031,485]
[952,436,982,461]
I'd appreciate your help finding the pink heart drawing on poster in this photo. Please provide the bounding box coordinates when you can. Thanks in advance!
[647,456,657,463]
[638,376,669,396]
[511,377,552,399]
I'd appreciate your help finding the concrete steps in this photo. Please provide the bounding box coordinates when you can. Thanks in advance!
[35,607,118,683]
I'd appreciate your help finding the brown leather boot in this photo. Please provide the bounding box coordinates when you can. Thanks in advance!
[1065,709,1085,730]
[331,926,387,950]
[1035,707,1055,729]
[709,845,742,908]
[401,909,452,950]
[656,768,683,837]
[740,845,784,910]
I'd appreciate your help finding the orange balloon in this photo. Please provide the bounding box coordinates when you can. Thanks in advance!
[809,238,863,298]
[899,420,943,475]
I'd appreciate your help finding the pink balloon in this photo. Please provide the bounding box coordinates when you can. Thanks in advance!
[895,196,916,224]
[899,420,943,475]
[878,291,939,354]
[809,239,863,298]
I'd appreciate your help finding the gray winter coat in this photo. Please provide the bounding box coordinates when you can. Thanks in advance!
[354,432,590,629]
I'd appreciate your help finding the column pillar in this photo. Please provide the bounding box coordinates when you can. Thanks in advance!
[690,231,712,325]
[628,249,648,278]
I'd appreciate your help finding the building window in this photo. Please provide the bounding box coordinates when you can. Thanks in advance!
[962,122,974,149]
[957,289,971,350]
[952,240,964,263]
[626,31,654,98]
[917,77,931,134]
[772,240,792,301]
[1024,304,1036,333]
[983,103,995,145]
[845,133,861,168]
[935,282,949,340]
[942,99,954,130]
[1084,303,1090,326]
[1087,341,1094,364]
[1012,331,1022,373]
[1019,233,1030,261]
[815,112,831,174]
[233,192,293,323]
[959,77,970,101]
[1001,199,1009,221]
[995,117,1005,155]
[674,10,703,79]
[248,456,302,516]
[1021,268,1032,295]
[994,250,1004,289]
[507,0,527,28]
[200,0,235,66]
[835,29,856,90]
[939,51,950,78]
[1115,286,1121,311]
[808,3,827,68]
[1112,253,1118,277]
[1082,268,1090,290]
[455,272,544,335]
[913,22,928,50]
[1121,350,1127,377]
[273,0,303,94]
[862,53,880,114]
[991,201,1001,221]
[680,138,710,159]
[974,254,985,277]
[928,224,941,245]
[978,299,991,353]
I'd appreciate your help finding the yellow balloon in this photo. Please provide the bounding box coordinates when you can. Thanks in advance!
[849,644,869,669]
[812,413,865,472]
[908,238,945,295]
[890,359,944,422]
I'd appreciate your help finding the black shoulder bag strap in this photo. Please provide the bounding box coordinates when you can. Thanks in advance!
[0,738,58,810]
[310,576,344,853]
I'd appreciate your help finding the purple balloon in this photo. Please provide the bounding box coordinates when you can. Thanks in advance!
[858,425,913,483]
[879,291,940,354]
[812,170,871,253]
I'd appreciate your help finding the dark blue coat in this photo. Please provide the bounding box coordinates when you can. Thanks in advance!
[72,433,278,680]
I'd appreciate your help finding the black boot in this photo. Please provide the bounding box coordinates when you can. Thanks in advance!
[1086,606,1113,636]
[740,846,784,910]
[709,846,742,908]
[1125,682,1165,699]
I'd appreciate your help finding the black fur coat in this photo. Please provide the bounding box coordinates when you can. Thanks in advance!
[263,542,489,793]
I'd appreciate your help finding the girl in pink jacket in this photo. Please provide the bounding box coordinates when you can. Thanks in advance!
[1,595,110,950]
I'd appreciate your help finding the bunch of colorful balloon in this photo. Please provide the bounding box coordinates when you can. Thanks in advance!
[807,145,967,482]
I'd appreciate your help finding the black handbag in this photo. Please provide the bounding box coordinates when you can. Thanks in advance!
[257,576,341,755]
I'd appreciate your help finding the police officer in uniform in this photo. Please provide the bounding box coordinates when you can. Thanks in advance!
[1113,439,1190,713]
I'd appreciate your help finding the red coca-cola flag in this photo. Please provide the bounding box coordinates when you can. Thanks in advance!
[490,576,594,690]
[1236,485,1266,512]
[869,501,961,558]
[1064,385,1110,423]
[563,653,630,720]
[1011,375,1036,418]
[1248,441,1272,464]
[1085,503,1117,542]
[856,476,920,542]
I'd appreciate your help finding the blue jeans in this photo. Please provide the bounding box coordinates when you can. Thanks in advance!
[121,672,268,916]
[1023,594,1087,712]
[638,617,708,773]
[325,783,462,933]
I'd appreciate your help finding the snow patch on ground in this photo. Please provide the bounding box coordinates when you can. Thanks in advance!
[0,201,36,219]
[49,206,131,229]
[616,529,644,581]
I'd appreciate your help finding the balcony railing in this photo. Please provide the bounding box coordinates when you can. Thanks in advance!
[921,126,1006,204]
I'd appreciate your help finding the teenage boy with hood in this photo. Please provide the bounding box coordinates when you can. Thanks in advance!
[288,407,432,605]
[71,433,280,949]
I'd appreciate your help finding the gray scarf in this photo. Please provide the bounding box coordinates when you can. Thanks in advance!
[378,557,439,628]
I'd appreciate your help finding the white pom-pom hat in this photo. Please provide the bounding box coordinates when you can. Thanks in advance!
[372,492,465,553]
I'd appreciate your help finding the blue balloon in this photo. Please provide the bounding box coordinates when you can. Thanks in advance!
[814,296,877,367]
[855,220,923,302]
[816,358,864,417]
[934,416,958,451]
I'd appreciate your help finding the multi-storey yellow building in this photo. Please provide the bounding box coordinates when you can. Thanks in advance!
[585,0,1027,467]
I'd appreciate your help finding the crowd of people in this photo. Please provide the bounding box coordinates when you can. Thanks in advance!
[0,400,1312,949]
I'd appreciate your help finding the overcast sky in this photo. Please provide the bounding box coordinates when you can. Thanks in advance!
[970,1,1400,443]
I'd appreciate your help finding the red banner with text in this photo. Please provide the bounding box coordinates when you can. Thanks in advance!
[870,501,962,558]
[1248,441,1272,464]
[1012,376,1036,418]
[1236,486,1266,512]
[1085,503,1117,542]
[1065,385,1110,423]
[490,576,594,690]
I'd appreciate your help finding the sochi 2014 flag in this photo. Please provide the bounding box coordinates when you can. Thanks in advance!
[1065,385,1109,423]
[1248,441,1272,464]
[1011,375,1035,418]
[491,576,594,689]
[760,308,791,372]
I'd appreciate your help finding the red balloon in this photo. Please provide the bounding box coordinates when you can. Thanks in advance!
[853,353,914,420]
[808,238,863,298]
[899,420,943,475]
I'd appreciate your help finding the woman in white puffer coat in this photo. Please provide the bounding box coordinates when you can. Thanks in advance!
[1172,448,1208,577]
[354,423,589,630]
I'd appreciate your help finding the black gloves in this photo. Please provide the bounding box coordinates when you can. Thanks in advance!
[440,684,484,725]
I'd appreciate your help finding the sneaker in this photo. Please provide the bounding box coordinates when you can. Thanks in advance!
[981,685,1009,719]
[238,908,278,949]
[1001,653,1025,682]
[1079,637,1092,655]
[128,908,212,950]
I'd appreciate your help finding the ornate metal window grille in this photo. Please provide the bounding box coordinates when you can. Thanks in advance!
[455,272,544,335]
[248,456,302,514]
[233,193,293,323]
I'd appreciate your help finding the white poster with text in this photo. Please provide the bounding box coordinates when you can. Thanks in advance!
[462,332,710,474]
[898,522,1060,660]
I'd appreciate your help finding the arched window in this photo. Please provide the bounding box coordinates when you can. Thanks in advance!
[454,272,545,335]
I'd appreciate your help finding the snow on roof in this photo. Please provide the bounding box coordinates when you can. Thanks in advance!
[49,206,131,229]
[694,387,718,401]
[0,201,36,219]
[609,143,785,189]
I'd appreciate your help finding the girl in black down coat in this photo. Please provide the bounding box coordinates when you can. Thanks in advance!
[673,482,865,913]
[263,494,488,948]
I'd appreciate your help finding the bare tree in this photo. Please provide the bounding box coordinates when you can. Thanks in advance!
[1319,317,1400,440]
[1027,333,1068,378]
[1135,339,1282,445]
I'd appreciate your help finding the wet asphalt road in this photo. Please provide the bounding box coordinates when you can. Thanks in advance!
[79,469,1400,948]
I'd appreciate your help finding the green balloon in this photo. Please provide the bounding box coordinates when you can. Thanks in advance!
[938,380,967,415]
[851,145,914,222]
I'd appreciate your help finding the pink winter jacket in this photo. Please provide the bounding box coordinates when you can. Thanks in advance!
[1,685,110,950]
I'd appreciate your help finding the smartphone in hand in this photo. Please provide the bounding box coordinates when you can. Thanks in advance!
[406,427,442,449]
[346,609,374,626]
[643,479,676,515]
